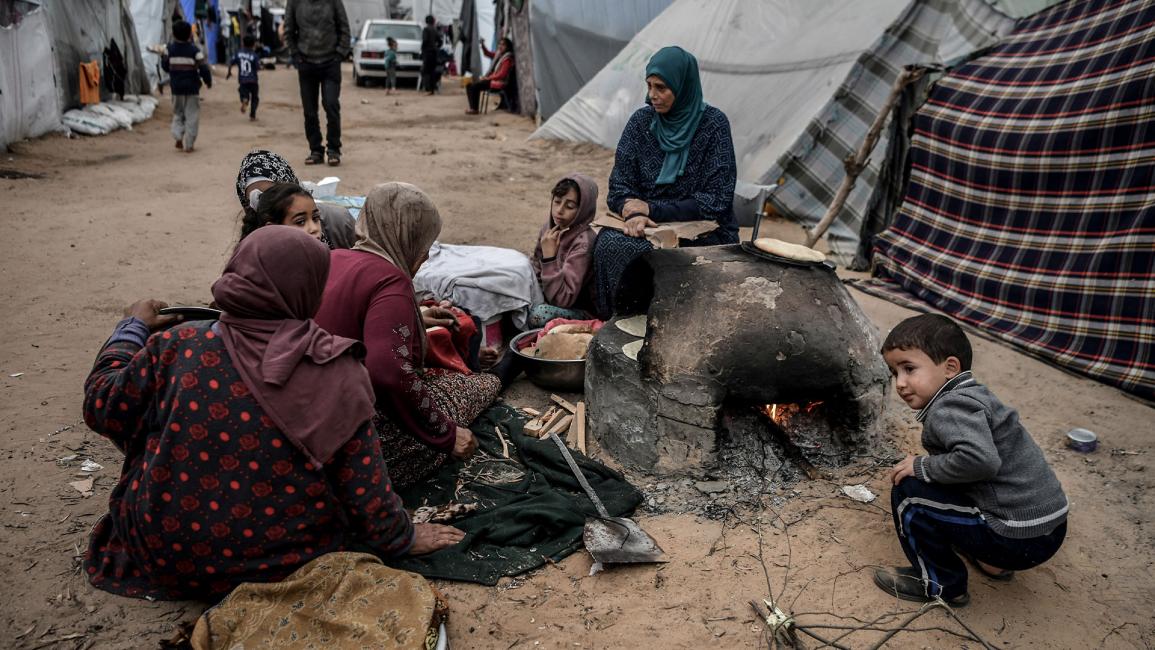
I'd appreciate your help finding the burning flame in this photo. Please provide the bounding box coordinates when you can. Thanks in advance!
[762,401,825,426]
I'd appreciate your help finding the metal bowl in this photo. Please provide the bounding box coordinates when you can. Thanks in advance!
[509,329,586,392]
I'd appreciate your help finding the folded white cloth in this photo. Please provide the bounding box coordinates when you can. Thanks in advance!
[414,242,543,329]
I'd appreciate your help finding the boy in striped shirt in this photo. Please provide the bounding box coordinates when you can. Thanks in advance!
[161,21,212,152]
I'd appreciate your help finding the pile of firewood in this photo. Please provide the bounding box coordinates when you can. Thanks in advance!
[521,394,587,453]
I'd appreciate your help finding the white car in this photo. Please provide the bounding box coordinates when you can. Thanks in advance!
[352,20,423,87]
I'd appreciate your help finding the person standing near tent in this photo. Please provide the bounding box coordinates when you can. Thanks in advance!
[420,15,442,94]
[162,20,213,153]
[284,0,350,167]
[592,46,737,318]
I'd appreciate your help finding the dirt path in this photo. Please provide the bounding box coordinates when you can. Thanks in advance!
[2,65,1151,649]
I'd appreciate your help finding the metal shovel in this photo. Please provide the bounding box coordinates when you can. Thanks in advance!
[548,432,667,565]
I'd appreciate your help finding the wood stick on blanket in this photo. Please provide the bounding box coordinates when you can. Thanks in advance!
[495,425,510,459]
[805,65,928,248]
[540,414,573,439]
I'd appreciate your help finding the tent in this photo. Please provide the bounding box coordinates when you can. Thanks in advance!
[866,0,1155,401]
[0,1,61,151]
[129,0,178,91]
[531,0,917,220]
[532,0,1063,267]
[529,0,672,120]
[40,0,150,110]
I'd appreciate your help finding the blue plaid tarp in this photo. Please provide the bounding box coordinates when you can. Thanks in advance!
[873,0,1155,401]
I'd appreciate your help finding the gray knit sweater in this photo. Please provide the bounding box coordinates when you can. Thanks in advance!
[912,372,1068,539]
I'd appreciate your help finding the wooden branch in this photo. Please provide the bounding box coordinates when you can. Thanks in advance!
[805,66,927,248]
[495,426,510,459]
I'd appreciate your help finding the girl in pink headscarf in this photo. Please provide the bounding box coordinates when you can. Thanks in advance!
[528,174,600,328]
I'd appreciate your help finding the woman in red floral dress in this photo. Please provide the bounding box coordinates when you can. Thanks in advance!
[82,227,464,600]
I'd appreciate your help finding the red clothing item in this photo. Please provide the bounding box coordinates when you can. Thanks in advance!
[314,249,456,452]
[82,323,413,600]
[488,55,513,90]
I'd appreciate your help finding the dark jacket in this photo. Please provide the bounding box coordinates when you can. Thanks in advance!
[284,0,351,64]
[421,25,441,56]
[161,41,212,95]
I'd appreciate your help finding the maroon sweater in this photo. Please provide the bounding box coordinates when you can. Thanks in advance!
[314,249,456,452]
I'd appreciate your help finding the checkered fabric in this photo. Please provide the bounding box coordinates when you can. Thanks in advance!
[763,0,1018,267]
[873,0,1155,401]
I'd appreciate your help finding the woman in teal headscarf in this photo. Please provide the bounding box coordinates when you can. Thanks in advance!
[593,46,737,318]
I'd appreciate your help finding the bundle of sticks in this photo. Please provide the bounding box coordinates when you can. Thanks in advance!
[522,394,587,454]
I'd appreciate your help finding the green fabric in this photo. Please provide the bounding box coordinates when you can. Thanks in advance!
[645,46,707,185]
[389,404,643,585]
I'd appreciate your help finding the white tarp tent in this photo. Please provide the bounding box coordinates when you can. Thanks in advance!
[0,0,61,150]
[530,0,672,120]
[532,0,910,183]
[129,0,170,91]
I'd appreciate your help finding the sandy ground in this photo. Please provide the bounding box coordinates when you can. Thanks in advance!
[2,65,1152,650]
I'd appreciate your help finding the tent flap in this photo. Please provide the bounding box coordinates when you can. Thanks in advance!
[873,0,1155,401]
[529,0,672,120]
[0,1,62,150]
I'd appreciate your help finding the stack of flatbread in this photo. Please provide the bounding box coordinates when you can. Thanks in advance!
[752,237,826,263]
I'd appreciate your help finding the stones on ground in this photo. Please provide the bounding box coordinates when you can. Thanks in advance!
[694,480,728,494]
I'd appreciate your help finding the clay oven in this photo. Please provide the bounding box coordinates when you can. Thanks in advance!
[585,244,889,479]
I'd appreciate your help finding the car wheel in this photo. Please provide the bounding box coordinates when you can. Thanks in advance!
[354,67,366,87]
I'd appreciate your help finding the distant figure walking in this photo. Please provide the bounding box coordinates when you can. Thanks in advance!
[284,0,350,167]
[162,20,212,153]
[420,15,442,94]
[226,35,267,120]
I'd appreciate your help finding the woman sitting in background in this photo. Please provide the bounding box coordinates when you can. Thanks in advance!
[314,183,503,488]
[235,149,357,249]
[82,227,463,601]
[465,37,514,115]
[529,174,599,327]
[593,46,738,318]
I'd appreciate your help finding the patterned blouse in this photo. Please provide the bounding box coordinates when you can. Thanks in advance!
[607,104,739,240]
[81,319,414,600]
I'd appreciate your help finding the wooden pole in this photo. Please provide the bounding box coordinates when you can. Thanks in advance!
[804,66,926,248]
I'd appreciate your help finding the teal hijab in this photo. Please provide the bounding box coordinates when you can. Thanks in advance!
[645,46,706,185]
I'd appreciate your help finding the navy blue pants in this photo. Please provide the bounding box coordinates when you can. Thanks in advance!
[238,82,259,118]
[891,478,1066,599]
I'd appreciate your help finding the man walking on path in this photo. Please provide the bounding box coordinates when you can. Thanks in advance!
[284,0,350,167]
[420,15,442,95]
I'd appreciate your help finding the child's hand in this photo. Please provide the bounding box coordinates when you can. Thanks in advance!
[541,226,563,258]
[890,454,917,485]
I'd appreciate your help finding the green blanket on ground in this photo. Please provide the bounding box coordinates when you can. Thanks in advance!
[389,403,643,585]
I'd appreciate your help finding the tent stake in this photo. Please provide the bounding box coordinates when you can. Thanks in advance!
[805,66,927,249]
